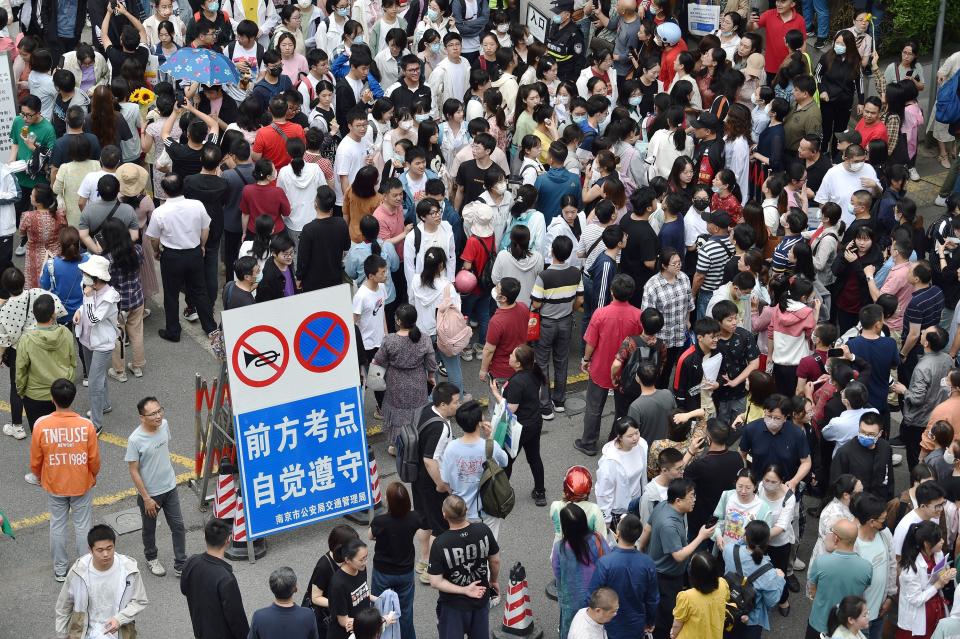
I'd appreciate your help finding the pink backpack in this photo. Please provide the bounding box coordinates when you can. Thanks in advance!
[436,283,471,356]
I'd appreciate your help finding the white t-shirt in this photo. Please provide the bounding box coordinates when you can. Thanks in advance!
[684,207,709,247]
[816,163,879,226]
[567,608,607,639]
[352,283,387,350]
[893,510,925,556]
[345,74,364,102]
[77,170,109,204]
[87,560,122,639]
[333,135,371,205]
[377,18,399,53]
[405,173,428,204]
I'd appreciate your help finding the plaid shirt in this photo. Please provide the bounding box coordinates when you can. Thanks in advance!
[108,245,145,311]
[641,272,694,348]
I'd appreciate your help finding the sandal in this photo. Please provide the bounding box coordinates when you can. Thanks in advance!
[940,155,953,169]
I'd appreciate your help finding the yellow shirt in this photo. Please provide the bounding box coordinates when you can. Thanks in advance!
[673,579,730,639]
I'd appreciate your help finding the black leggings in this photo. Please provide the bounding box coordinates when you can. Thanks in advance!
[820,98,854,156]
[5,346,22,425]
[506,423,544,491]
[767,543,792,605]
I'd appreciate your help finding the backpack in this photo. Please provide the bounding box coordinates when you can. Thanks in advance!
[476,236,496,292]
[395,406,445,483]
[618,337,661,396]
[724,545,775,630]
[436,283,472,356]
[936,71,960,125]
[479,439,515,519]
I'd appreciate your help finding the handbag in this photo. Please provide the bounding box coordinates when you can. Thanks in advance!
[367,362,387,392]
[527,310,541,342]
[2,289,32,365]
[490,398,522,459]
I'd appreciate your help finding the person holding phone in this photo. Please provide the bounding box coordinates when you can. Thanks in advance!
[831,226,883,335]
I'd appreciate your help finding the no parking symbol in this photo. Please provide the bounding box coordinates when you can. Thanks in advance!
[295,312,351,373]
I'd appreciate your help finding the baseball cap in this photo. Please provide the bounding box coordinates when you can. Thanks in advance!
[690,112,720,131]
[551,0,574,12]
[836,129,862,145]
[709,210,732,229]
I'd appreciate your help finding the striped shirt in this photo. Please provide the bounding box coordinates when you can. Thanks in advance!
[771,235,803,274]
[904,285,945,349]
[695,235,734,294]
[531,265,584,320]
[579,223,620,270]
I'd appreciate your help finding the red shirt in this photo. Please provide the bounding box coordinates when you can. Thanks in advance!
[855,119,888,147]
[252,121,306,170]
[757,9,807,74]
[710,192,743,226]
[796,349,828,384]
[486,303,530,379]
[585,300,642,389]
[239,183,291,234]
[659,40,689,88]
[460,234,495,295]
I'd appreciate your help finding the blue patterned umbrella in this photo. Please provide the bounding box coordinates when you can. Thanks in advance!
[158,47,241,85]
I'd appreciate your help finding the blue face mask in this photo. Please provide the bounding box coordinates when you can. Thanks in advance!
[858,434,877,448]
[427,8,439,20]
[711,185,721,193]
[834,43,846,56]
[628,96,642,106]
[336,6,349,16]
[415,113,430,122]
[430,42,441,54]
[552,14,562,24]
[254,270,263,284]
[206,1,218,10]
[354,35,364,44]
[572,114,586,124]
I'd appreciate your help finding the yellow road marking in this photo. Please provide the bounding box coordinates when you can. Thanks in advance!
[96,431,194,470]
[10,471,194,531]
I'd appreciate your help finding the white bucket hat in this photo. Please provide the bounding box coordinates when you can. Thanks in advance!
[79,254,112,282]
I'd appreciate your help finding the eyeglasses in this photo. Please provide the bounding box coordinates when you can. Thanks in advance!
[279,250,295,258]
[929,501,946,511]
[20,110,36,118]
[142,407,164,418]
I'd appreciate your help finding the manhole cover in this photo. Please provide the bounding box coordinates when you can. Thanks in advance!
[105,508,143,535]
[564,396,587,415]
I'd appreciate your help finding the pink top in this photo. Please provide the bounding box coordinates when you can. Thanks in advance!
[879,261,913,332]
[373,203,406,259]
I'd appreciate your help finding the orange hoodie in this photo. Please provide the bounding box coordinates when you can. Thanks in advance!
[30,410,100,497]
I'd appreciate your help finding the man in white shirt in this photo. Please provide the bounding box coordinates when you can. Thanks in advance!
[352,254,388,360]
[813,144,881,226]
[427,32,471,118]
[821,381,879,455]
[77,145,122,210]
[374,28,410,90]
[568,587,619,639]
[145,174,218,342]
[333,107,374,212]
[891,480,946,558]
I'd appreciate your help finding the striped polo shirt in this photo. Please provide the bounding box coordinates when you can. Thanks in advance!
[695,235,734,294]
[903,285,945,348]
[531,265,584,320]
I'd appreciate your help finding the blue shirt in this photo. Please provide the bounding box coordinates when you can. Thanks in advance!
[249,603,319,639]
[39,254,90,318]
[771,235,803,273]
[588,547,659,639]
[588,252,618,309]
[659,218,686,260]
[904,285,946,350]
[847,335,900,411]
[739,419,810,481]
[344,240,400,304]
[721,543,786,630]
[533,168,581,225]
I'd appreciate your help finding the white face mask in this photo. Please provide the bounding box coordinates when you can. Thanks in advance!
[847,161,865,172]
[943,377,952,390]
[556,95,569,106]
[400,120,415,131]
[525,35,534,45]
[945,449,957,465]
[496,23,509,33]
[82,274,95,288]
[493,182,507,195]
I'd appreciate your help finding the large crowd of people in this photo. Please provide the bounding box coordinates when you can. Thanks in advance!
[2,0,960,637]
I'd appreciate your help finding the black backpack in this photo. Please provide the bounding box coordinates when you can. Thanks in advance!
[476,237,496,292]
[724,545,775,631]
[396,406,445,483]
[618,337,661,396]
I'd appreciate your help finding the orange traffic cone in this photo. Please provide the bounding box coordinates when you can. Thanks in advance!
[224,492,267,561]
[345,444,384,523]
[492,563,543,639]
[213,473,237,520]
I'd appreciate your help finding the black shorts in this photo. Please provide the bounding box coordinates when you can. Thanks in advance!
[412,481,449,537]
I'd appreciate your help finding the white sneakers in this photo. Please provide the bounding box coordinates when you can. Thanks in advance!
[935,195,948,207]
[147,559,167,577]
[908,167,921,181]
[3,423,26,440]
[24,472,39,485]
[107,368,128,383]
[893,453,903,467]
[127,362,144,378]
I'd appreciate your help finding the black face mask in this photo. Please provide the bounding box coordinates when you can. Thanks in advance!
[268,65,282,76]
[693,198,709,211]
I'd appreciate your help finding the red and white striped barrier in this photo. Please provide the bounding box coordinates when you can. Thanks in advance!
[213,474,237,519]
[369,457,382,507]
[232,493,247,543]
[493,562,542,639]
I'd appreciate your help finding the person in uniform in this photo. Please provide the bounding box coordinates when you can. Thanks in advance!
[546,0,585,83]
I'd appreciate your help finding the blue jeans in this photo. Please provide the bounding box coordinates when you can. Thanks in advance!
[696,290,713,321]
[803,0,830,38]
[371,568,416,639]
[432,335,464,397]
[867,616,883,639]
[461,292,492,346]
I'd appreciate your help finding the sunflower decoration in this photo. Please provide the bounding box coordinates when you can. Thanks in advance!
[128,87,156,106]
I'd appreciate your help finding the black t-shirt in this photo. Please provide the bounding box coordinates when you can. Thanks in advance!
[51,133,102,168]
[428,522,500,610]
[105,44,150,77]
[721,253,740,285]
[327,568,371,639]
[296,216,351,291]
[683,449,746,535]
[504,369,543,433]
[413,405,450,491]
[223,281,257,310]
[455,160,488,207]
[301,552,338,617]
[52,94,70,138]
[371,511,429,574]
[637,78,658,117]
[619,216,659,292]
[164,139,204,179]
[184,173,228,242]
[805,154,832,195]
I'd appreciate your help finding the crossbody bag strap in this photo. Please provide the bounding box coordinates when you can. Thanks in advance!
[90,201,122,239]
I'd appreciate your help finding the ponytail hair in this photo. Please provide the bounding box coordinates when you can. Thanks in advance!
[394,303,421,343]
[359,215,382,256]
[513,343,546,387]
[778,276,814,311]
[826,596,867,637]
[743,520,770,565]
[511,184,538,219]
[286,137,306,177]
[252,159,275,181]
[899,520,942,572]
[666,105,687,152]
[717,168,742,203]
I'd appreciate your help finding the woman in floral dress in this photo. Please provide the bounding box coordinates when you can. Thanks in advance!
[19,184,66,288]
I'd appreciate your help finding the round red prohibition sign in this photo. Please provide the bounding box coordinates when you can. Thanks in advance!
[294,311,351,373]
[231,325,289,387]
